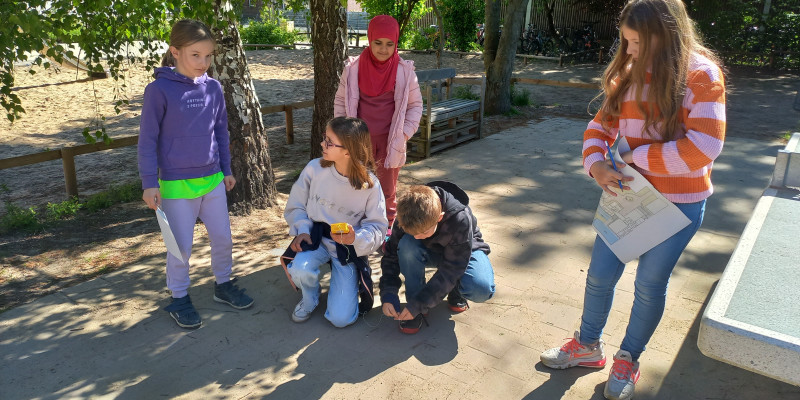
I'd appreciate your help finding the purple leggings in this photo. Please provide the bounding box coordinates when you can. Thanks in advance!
[161,183,233,298]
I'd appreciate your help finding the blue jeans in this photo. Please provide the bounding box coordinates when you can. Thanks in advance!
[288,244,359,328]
[397,234,495,303]
[579,200,705,359]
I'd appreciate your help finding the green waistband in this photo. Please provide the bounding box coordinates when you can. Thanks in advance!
[159,172,224,199]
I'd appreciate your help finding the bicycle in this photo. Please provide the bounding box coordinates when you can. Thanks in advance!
[552,26,575,55]
[520,24,556,57]
[572,21,601,61]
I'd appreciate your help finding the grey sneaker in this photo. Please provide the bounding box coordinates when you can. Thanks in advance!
[540,330,607,369]
[164,295,201,329]
[291,299,315,323]
[604,350,640,400]
[213,278,254,309]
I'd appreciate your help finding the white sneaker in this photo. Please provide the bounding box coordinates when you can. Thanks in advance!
[291,299,315,323]
[604,350,640,400]
[540,330,607,369]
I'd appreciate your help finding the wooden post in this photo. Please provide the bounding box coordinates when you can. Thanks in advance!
[285,105,294,145]
[559,54,564,67]
[61,148,78,197]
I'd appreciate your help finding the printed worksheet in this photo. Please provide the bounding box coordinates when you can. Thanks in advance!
[592,138,690,262]
[156,207,185,263]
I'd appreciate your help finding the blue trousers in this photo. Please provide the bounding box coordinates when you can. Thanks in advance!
[397,234,495,303]
[288,244,359,328]
[579,200,706,359]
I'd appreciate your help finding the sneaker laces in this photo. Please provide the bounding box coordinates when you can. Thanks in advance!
[560,338,583,354]
[610,358,636,380]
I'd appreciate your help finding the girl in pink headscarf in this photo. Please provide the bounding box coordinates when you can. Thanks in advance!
[334,15,423,236]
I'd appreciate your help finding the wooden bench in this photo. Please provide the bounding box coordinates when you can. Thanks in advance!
[407,68,485,159]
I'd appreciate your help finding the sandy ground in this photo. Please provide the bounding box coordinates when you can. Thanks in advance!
[0,48,798,311]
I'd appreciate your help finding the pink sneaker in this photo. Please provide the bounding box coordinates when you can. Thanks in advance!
[540,330,607,369]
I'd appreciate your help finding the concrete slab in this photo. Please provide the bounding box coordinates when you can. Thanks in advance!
[698,187,800,386]
[2,117,800,399]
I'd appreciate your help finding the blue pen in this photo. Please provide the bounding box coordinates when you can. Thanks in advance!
[605,141,624,191]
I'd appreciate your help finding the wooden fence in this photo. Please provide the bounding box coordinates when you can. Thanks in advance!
[2,62,601,199]
[0,99,315,198]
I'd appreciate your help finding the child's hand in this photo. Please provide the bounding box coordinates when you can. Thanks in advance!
[330,223,355,245]
[223,175,236,191]
[142,188,161,210]
[395,308,415,321]
[291,233,312,252]
[382,302,400,318]
[589,160,633,196]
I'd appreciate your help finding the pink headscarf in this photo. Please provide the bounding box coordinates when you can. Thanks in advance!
[358,15,401,97]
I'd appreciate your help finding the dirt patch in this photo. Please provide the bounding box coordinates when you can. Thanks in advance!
[1,49,798,311]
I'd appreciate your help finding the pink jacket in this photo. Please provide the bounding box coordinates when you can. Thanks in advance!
[334,55,423,168]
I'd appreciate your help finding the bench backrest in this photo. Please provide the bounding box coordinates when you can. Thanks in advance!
[416,68,456,103]
[415,68,456,83]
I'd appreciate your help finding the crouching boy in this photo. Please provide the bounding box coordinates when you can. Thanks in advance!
[379,181,495,334]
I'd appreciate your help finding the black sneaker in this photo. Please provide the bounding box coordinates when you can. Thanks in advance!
[213,278,254,310]
[164,295,201,329]
[447,285,469,313]
[399,313,429,334]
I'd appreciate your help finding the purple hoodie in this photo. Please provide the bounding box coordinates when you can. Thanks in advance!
[137,67,232,189]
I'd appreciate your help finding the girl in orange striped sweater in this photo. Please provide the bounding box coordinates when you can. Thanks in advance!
[540,1,726,399]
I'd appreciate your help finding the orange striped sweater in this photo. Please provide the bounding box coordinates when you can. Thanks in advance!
[582,53,726,203]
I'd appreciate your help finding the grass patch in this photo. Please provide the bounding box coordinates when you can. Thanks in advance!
[510,84,532,107]
[452,86,480,101]
[0,181,142,235]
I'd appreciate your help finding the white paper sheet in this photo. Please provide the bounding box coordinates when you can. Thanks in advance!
[156,207,184,263]
[592,138,691,263]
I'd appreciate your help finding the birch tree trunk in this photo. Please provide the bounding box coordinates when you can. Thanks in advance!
[211,1,277,214]
[309,0,348,159]
[483,0,528,115]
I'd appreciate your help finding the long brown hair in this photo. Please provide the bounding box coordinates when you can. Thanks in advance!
[320,117,377,190]
[599,0,719,141]
[161,20,215,67]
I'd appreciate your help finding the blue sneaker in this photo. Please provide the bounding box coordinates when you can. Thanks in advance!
[213,278,254,309]
[164,295,201,329]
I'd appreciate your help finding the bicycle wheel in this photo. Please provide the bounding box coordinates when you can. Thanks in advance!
[542,39,556,57]
[574,38,587,60]
[520,37,532,54]
[530,40,542,56]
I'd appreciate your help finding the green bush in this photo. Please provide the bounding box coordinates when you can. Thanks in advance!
[240,20,299,46]
[1,203,42,234]
[453,85,480,101]
[408,27,437,50]
[45,197,82,221]
[439,0,484,52]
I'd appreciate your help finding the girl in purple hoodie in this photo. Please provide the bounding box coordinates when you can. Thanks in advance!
[137,20,253,329]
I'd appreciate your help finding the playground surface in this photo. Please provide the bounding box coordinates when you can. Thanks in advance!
[1,47,799,398]
[2,117,800,399]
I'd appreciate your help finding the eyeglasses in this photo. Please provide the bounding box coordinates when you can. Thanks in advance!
[323,136,345,149]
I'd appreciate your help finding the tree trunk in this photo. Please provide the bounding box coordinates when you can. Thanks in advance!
[211,2,277,215]
[309,0,348,159]
[483,0,528,115]
[432,0,444,68]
